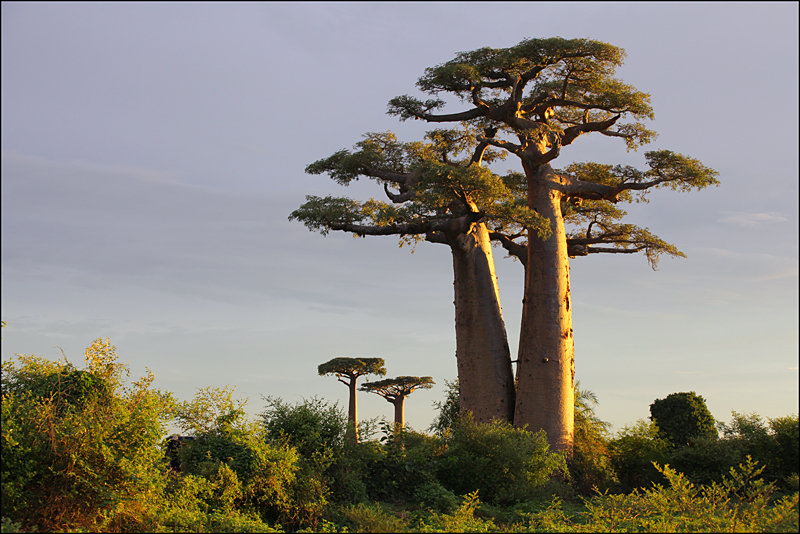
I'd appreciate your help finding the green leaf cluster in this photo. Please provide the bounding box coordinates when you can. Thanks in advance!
[650,391,718,448]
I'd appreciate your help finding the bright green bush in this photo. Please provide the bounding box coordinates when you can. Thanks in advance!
[437,415,567,504]
[609,419,671,492]
[175,389,301,525]
[261,396,347,459]
[338,501,406,533]
[157,465,280,532]
[519,457,799,533]
[415,491,497,533]
[1,339,174,533]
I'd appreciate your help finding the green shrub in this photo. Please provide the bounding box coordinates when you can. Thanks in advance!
[357,424,443,503]
[769,414,799,481]
[415,491,496,533]
[667,435,742,486]
[157,469,280,533]
[609,419,671,492]
[1,339,173,533]
[718,411,800,489]
[650,391,717,447]
[261,396,346,459]
[175,391,300,526]
[413,481,460,514]
[519,457,799,533]
[437,415,567,504]
[338,502,406,533]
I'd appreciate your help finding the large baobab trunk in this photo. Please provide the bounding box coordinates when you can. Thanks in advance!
[514,165,575,457]
[451,221,516,424]
[347,379,359,444]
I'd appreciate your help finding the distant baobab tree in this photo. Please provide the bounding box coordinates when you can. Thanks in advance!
[361,376,435,431]
[318,357,386,443]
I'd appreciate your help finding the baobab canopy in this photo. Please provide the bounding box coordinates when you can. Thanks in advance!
[318,357,386,380]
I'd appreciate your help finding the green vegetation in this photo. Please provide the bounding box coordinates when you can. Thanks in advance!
[2,338,797,532]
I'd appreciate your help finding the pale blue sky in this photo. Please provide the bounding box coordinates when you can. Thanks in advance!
[2,2,797,434]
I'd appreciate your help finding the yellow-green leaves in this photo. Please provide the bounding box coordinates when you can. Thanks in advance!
[174,385,249,435]
[644,150,721,191]
[288,195,364,235]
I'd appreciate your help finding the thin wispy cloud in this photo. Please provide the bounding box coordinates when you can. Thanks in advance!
[717,211,788,227]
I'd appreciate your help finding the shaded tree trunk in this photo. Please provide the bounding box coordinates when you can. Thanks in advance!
[347,379,359,444]
[514,164,575,458]
[450,221,516,424]
[392,396,405,431]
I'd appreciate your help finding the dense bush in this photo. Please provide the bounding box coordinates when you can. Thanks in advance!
[524,458,799,533]
[355,423,444,504]
[2,329,796,532]
[609,419,671,492]
[650,391,717,447]
[261,395,347,459]
[437,414,568,504]
[718,411,799,489]
[1,339,173,532]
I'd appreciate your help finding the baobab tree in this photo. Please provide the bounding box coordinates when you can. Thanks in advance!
[388,37,719,456]
[294,128,541,424]
[360,376,435,431]
[294,135,678,432]
[318,357,386,443]
[296,37,718,458]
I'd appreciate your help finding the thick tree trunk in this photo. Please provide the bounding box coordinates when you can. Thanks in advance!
[393,396,405,431]
[450,221,516,424]
[514,165,575,458]
[347,379,359,444]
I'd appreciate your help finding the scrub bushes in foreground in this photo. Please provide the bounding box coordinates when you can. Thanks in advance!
[1,339,173,532]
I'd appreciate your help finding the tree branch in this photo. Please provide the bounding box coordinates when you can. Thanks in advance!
[477,135,522,156]
[362,165,414,185]
[490,231,528,267]
[418,107,487,123]
[561,114,620,146]
[383,183,415,203]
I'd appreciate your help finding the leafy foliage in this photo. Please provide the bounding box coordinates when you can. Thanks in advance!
[428,379,460,437]
[437,414,568,504]
[650,391,717,447]
[261,395,347,459]
[572,383,618,494]
[609,419,672,492]
[2,329,796,532]
[1,339,173,532]
[524,458,799,533]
